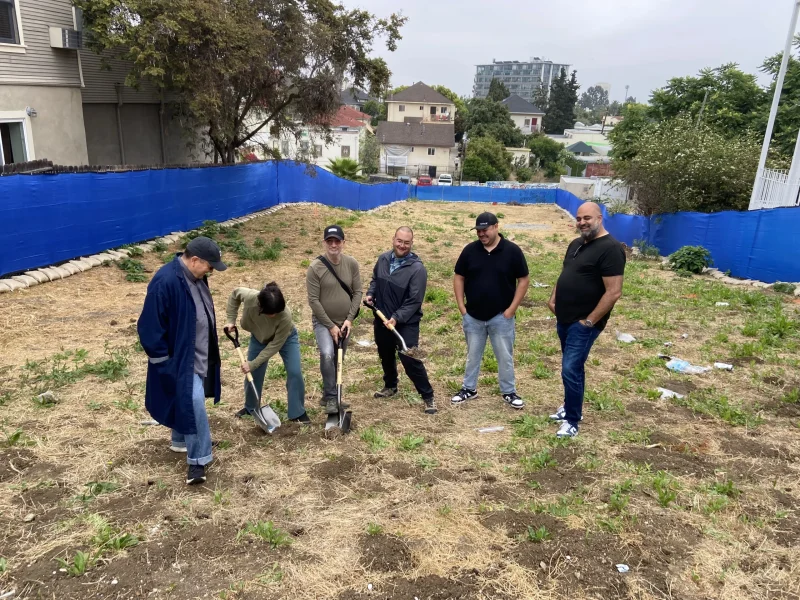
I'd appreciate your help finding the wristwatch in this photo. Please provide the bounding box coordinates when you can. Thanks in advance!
[584,319,594,327]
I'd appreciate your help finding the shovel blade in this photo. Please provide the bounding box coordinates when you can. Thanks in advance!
[253,406,280,434]
[324,413,339,431]
[340,410,352,434]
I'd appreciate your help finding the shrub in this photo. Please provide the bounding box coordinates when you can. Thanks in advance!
[773,282,796,295]
[668,246,712,274]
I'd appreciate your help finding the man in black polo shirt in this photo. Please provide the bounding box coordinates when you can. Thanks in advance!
[452,212,530,409]
[548,202,625,438]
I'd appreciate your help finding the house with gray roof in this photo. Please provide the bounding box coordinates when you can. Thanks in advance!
[501,94,545,135]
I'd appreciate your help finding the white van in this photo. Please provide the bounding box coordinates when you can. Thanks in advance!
[437,173,453,186]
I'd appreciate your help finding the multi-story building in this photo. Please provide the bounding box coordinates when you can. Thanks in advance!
[0,0,202,167]
[376,82,457,179]
[473,57,570,104]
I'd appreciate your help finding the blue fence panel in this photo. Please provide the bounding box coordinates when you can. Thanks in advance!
[413,186,557,204]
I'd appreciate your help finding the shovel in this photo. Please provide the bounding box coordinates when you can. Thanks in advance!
[325,336,352,434]
[363,300,409,353]
[223,326,281,434]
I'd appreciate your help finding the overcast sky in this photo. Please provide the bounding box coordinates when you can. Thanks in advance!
[351,0,795,102]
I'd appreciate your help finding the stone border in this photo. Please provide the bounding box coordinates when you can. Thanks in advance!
[0,200,405,293]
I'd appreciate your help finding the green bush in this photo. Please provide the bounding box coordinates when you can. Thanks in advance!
[668,246,712,274]
[633,239,660,259]
[773,282,796,295]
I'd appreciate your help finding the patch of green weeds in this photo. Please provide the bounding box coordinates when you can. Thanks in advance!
[531,361,552,379]
[652,471,680,507]
[3,428,34,447]
[56,550,93,577]
[416,456,439,470]
[608,428,651,445]
[523,525,550,543]
[781,389,799,404]
[512,414,549,438]
[424,287,450,305]
[711,480,741,498]
[151,239,168,253]
[671,389,762,427]
[77,481,119,502]
[0,557,6,574]
[438,505,452,517]
[520,449,556,473]
[360,426,389,452]
[236,521,291,549]
[366,522,383,536]
[585,389,624,413]
[117,258,148,283]
[397,433,425,452]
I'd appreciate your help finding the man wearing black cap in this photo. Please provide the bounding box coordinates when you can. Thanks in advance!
[306,225,362,415]
[138,236,227,485]
[451,213,529,409]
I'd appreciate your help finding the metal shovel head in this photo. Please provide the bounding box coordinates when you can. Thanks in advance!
[340,410,352,433]
[253,406,279,434]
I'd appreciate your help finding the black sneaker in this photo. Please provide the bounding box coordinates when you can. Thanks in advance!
[290,412,311,424]
[502,392,525,410]
[374,386,398,398]
[451,388,478,405]
[235,407,251,418]
[186,464,206,485]
[325,398,339,415]
[423,398,438,415]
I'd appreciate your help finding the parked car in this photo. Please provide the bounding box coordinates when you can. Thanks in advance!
[437,173,453,186]
[417,175,433,186]
[398,175,411,184]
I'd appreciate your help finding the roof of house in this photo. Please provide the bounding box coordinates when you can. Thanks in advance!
[376,121,455,147]
[501,94,544,115]
[326,106,370,129]
[389,82,453,105]
[566,141,598,154]
[339,105,371,121]
[340,88,372,105]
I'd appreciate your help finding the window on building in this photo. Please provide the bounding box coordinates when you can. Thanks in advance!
[281,140,289,156]
[441,106,448,113]
[341,145,350,157]
[0,0,20,45]
[531,118,538,126]
[524,119,531,127]
[300,140,309,153]
[314,145,322,158]
[430,106,436,115]
[340,126,348,131]
[419,105,423,110]
[399,104,405,112]
[427,148,435,156]
[0,120,28,165]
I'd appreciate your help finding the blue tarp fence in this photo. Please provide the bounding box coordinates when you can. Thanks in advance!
[0,161,408,277]
[2,164,798,283]
[410,186,799,284]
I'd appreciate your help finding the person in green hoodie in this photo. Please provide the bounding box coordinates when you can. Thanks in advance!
[224,282,309,423]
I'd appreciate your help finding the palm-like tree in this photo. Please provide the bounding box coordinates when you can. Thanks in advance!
[327,157,363,181]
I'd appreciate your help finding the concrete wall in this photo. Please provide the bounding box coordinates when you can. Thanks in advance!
[387,101,455,123]
[0,85,88,164]
[380,143,455,176]
[83,103,203,165]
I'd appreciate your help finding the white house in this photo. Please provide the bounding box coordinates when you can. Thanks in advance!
[501,95,545,135]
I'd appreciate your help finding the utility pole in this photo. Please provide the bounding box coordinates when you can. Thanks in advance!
[749,0,800,209]
[696,89,709,129]
[624,85,629,104]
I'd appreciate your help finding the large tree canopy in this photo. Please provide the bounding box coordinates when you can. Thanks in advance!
[487,78,510,102]
[76,0,406,163]
[463,136,511,182]
[464,98,524,148]
[543,68,580,134]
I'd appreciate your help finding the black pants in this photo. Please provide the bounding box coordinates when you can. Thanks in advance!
[374,320,434,400]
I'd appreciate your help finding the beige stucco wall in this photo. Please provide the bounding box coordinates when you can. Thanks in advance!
[387,101,456,123]
[0,85,88,164]
[510,113,542,134]
[381,143,455,175]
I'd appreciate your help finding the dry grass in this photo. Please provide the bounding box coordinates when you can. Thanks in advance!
[1,201,799,600]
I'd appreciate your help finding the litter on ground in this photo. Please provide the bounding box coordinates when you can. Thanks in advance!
[616,332,636,343]
[665,358,711,375]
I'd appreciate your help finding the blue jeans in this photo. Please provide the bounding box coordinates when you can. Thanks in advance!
[462,312,516,394]
[171,374,213,466]
[557,321,602,426]
[244,328,306,419]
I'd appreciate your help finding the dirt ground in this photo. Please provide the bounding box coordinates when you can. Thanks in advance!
[1,201,799,600]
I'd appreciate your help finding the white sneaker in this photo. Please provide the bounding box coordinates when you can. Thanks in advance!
[170,445,188,453]
[549,406,583,422]
[556,422,579,438]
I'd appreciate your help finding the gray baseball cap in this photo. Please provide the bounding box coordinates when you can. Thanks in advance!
[186,236,227,271]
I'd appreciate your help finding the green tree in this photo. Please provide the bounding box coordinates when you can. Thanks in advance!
[359,133,380,175]
[607,103,652,162]
[608,100,623,116]
[327,157,363,181]
[464,98,524,147]
[543,68,580,134]
[579,85,609,110]
[649,63,765,133]
[76,0,406,164]
[617,116,760,215]
[527,132,564,177]
[463,136,512,182]
[362,99,387,126]
[487,78,511,102]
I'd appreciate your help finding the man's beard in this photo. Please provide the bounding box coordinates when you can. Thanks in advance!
[580,224,600,240]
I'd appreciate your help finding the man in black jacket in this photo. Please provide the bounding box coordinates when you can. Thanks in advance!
[366,226,436,414]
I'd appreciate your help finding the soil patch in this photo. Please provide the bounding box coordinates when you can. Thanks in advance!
[718,430,794,461]
[478,483,523,504]
[358,533,414,573]
[728,356,765,367]
[0,448,62,482]
[338,570,513,600]
[418,468,458,485]
[767,399,800,418]
[313,455,358,479]
[480,510,563,538]
[658,378,698,396]
[382,460,420,480]
[617,445,717,477]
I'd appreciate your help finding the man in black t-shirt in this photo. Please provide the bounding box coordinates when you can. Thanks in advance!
[452,212,530,409]
[547,202,625,438]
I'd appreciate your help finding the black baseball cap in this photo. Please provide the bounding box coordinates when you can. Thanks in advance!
[323,225,345,241]
[186,236,227,271]
[472,212,499,230]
